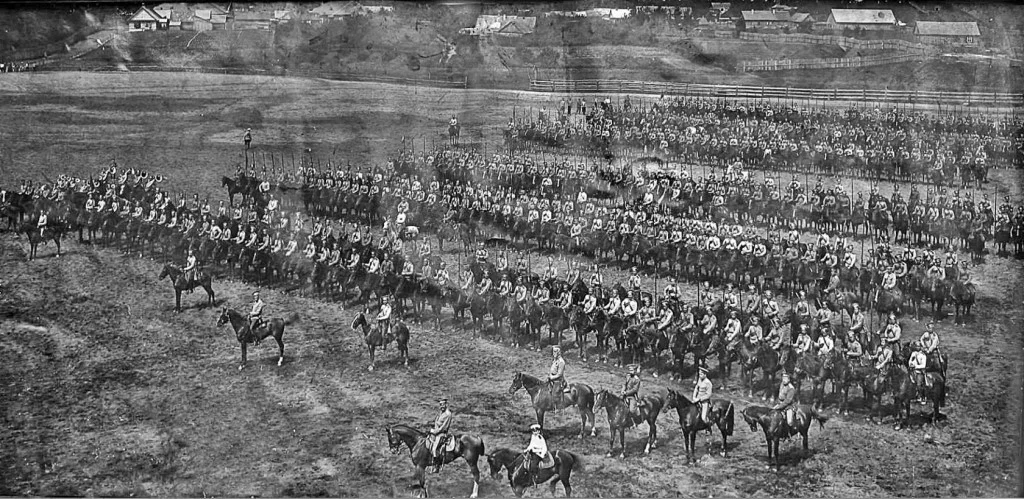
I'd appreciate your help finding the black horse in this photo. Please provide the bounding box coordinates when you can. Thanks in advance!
[386,423,485,498]
[158,264,215,313]
[741,404,828,470]
[486,447,584,497]
[351,310,410,371]
[593,389,665,458]
[666,389,735,464]
[216,308,299,369]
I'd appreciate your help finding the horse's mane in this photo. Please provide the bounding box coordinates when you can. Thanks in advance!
[391,423,425,437]
[488,447,520,466]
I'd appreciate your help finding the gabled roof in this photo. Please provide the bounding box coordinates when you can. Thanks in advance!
[914,21,980,36]
[497,17,536,34]
[210,14,228,23]
[791,13,814,23]
[129,5,166,23]
[742,10,788,22]
[274,10,293,20]
[829,9,896,25]
[194,9,212,20]
[710,2,731,10]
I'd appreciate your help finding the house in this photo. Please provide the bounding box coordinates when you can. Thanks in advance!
[791,13,815,25]
[232,11,274,29]
[825,9,897,31]
[310,1,362,21]
[361,5,394,14]
[460,15,536,36]
[127,5,169,32]
[710,3,731,15]
[914,21,981,46]
[274,10,293,22]
[741,10,791,28]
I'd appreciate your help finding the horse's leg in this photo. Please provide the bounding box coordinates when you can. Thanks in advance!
[275,330,285,367]
[367,345,375,371]
[239,341,247,370]
[618,427,626,459]
[175,289,182,313]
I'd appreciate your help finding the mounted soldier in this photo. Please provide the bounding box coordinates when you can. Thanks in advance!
[692,366,714,426]
[523,423,553,476]
[772,372,798,428]
[249,291,266,332]
[547,346,571,400]
[621,364,642,419]
[428,396,453,473]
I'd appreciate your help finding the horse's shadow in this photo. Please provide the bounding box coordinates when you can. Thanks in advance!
[170,297,222,313]
[770,446,821,467]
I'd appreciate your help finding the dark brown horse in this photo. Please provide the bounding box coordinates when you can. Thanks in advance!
[158,264,215,313]
[386,423,485,498]
[20,219,65,260]
[666,389,735,464]
[486,447,584,497]
[741,404,827,470]
[949,279,976,325]
[593,389,665,458]
[351,310,410,371]
[217,308,298,370]
[508,372,596,438]
[890,365,946,430]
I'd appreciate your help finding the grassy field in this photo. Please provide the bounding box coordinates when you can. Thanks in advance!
[0,72,1021,497]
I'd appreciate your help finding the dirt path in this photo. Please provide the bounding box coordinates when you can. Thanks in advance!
[0,72,1020,497]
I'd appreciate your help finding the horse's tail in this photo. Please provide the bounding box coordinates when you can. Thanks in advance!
[722,402,735,437]
[283,312,300,327]
[808,406,829,429]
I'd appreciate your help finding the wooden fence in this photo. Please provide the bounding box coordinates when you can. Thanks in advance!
[529,79,1024,106]
[738,32,935,53]
[740,52,931,72]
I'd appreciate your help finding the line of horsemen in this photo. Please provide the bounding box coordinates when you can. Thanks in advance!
[506,95,1022,185]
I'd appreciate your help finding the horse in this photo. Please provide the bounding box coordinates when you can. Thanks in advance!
[890,365,946,429]
[486,447,584,498]
[158,264,216,313]
[20,220,65,260]
[216,308,299,369]
[448,122,461,147]
[666,389,735,464]
[351,310,410,371]
[949,279,976,325]
[221,176,253,206]
[508,372,596,438]
[740,405,828,470]
[385,423,485,498]
[592,389,665,457]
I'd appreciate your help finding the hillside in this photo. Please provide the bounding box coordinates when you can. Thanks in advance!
[3,2,1021,93]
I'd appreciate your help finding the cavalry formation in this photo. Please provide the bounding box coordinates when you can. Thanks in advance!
[3,90,1013,497]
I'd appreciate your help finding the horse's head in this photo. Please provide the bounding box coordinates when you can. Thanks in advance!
[740,407,762,431]
[485,449,514,480]
[593,389,608,410]
[158,265,170,280]
[384,427,403,454]
[508,372,523,395]
[216,308,230,327]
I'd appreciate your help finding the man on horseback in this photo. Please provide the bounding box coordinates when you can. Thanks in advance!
[243,128,252,150]
[183,249,199,294]
[880,313,901,346]
[794,325,813,356]
[724,310,743,352]
[428,396,453,473]
[524,423,553,476]
[919,324,939,355]
[816,329,835,368]
[909,348,931,391]
[692,367,714,427]
[249,291,265,333]
[377,296,393,337]
[844,329,864,365]
[621,364,642,420]
[37,211,48,238]
[773,372,798,429]
[547,346,570,400]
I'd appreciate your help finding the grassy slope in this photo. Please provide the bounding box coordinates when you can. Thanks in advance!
[7,3,1021,92]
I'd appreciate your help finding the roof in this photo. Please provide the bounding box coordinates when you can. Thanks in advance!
[914,21,980,36]
[194,9,212,20]
[710,2,731,10]
[129,6,166,22]
[210,14,228,24]
[791,13,814,23]
[310,1,362,17]
[497,18,536,35]
[274,10,293,20]
[742,10,789,22]
[829,9,896,25]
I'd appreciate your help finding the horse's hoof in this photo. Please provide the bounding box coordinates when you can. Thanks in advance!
[619,453,625,459]
[238,365,244,371]
[368,365,374,372]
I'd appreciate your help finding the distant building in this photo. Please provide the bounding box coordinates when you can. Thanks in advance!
[127,5,169,32]
[232,11,274,30]
[914,21,981,46]
[310,1,362,21]
[710,3,731,15]
[741,10,791,28]
[460,15,536,36]
[825,9,897,30]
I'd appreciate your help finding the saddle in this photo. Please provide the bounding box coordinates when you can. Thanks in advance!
[429,434,458,454]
